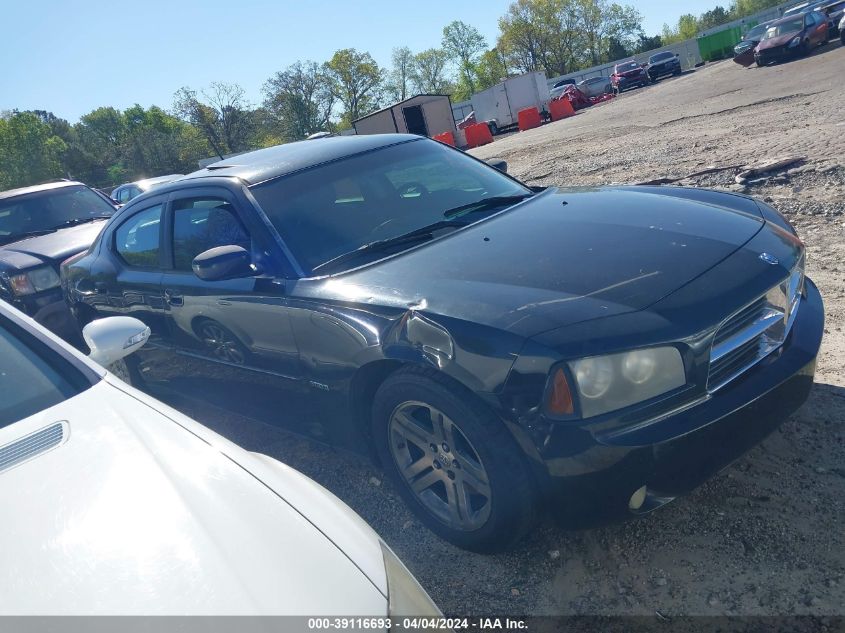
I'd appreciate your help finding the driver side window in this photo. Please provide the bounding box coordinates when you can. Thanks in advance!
[171,197,251,271]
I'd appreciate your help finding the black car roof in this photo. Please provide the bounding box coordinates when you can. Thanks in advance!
[0,180,83,202]
[180,134,420,186]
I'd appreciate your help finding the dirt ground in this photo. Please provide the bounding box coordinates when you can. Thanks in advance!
[157,42,845,618]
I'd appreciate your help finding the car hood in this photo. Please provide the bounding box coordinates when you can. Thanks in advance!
[314,187,765,339]
[757,32,800,49]
[0,221,107,270]
[0,381,387,615]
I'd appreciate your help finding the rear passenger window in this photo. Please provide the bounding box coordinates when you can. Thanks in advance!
[172,198,251,271]
[114,205,162,268]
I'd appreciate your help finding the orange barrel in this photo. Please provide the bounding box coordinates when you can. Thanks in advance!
[465,123,494,148]
[517,107,542,131]
[433,131,456,146]
[549,99,575,121]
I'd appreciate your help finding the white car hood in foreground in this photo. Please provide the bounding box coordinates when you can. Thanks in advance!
[0,379,387,615]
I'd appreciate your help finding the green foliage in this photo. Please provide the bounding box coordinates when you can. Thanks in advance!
[412,49,452,95]
[442,20,487,96]
[497,0,643,76]
[662,0,783,45]
[263,61,334,142]
[385,47,415,102]
[0,111,67,189]
[323,48,383,127]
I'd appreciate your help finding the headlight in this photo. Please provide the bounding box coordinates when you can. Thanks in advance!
[567,347,686,418]
[381,542,440,616]
[8,266,61,296]
[788,36,802,47]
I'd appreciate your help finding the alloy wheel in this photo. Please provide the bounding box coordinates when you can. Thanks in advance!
[198,321,246,364]
[388,401,492,531]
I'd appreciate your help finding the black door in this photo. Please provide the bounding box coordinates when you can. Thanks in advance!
[152,188,313,433]
[403,105,428,136]
[95,199,168,337]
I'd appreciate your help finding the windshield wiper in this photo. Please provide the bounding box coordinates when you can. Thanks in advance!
[442,193,534,219]
[312,220,469,274]
[49,216,112,230]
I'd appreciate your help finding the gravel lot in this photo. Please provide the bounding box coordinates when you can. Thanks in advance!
[154,42,844,618]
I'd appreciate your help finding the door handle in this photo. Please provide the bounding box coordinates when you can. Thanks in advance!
[164,289,183,306]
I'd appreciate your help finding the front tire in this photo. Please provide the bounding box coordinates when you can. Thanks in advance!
[372,368,538,552]
[106,356,144,387]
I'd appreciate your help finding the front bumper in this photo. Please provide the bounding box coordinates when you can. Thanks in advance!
[615,75,646,89]
[648,63,680,78]
[756,45,800,64]
[538,278,824,527]
[6,287,77,340]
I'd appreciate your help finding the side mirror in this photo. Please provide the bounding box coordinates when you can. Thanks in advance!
[83,316,150,367]
[192,245,257,281]
[486,159,508,174]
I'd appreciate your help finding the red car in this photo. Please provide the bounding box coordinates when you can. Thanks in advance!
[610,60,649,94]
[754,11,829,65]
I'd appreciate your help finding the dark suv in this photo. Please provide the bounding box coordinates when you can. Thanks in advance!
[646,51,682,81]
[0,181,116,338]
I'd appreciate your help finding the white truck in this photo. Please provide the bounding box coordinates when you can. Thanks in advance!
[470,71,551,135]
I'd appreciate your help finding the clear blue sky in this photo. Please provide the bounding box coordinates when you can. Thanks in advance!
[0,0,720,122]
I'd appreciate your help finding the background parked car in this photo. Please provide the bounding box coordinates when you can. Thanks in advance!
[733,21,773,66]
[610,61,648,94]
[646,51,682,81]
[549,78,576,100]
[0,298,439,615]
[577,75,613,97]
[63,134,824,553]
[111,174,184,205]
[0,180,117,339]
[755,12,829,65]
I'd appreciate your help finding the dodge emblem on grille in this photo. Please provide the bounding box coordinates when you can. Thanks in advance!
[759,252,779,265]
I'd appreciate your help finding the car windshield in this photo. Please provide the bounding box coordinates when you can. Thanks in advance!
[649,52,674,62]
[250,139,531,275]
[0,313,84,429]
[745,23,768,39]
[616,62,640,72]
[763,18,805,37]
[0,185,116,246]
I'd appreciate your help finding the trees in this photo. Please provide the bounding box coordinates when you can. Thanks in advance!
[498,0,643,77]
[263,61,334,142]
[173,82,254,158]
[0,111,67,190]
[386,47,416,102]
[412,49,452,95]
[442,20,487,96]
[323,48,383,127]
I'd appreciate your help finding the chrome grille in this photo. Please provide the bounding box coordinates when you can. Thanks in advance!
[0,422,66,474]
[708,264,804,392]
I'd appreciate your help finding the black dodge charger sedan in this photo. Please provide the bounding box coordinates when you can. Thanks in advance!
[62,135,824,552]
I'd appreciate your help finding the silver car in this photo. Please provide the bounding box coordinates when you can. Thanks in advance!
[576,76,612,97]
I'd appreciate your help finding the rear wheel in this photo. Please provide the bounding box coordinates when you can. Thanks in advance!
[372,368,538,552]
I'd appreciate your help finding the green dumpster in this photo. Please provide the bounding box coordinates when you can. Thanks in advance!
[698,26,744,61]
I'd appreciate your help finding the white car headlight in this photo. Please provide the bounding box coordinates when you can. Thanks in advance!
[381,543,440,617]
[8,266,61,295]
[569,347,686,418]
